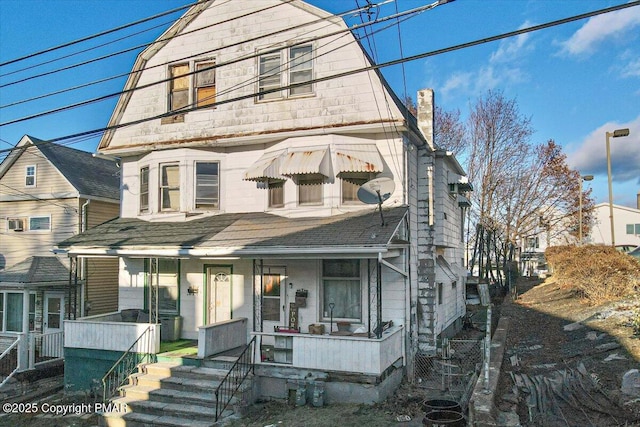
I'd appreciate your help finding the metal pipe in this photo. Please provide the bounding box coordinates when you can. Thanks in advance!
[483,304,492,392]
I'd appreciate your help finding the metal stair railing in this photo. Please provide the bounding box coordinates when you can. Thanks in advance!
[0,336,21,388]
[101,325,157,403]
[214,335,256,421]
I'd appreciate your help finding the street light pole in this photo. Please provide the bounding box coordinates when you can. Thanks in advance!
[606,128,630,247]
[579,174,593,245]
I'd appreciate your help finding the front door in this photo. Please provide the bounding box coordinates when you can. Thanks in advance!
[261,266,287,331]
[207,266,232,324]
[44,293,64,334]
[43,292,64,357]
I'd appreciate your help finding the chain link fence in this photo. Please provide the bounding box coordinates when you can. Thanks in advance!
[414,338,484,401]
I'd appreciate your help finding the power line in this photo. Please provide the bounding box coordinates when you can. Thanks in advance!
[1,1,637,152]
[0,1,202,68]
[0,0,388,109]
[0,1,440,127]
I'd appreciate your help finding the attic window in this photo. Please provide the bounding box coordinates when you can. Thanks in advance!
[8,218,24,231]
[169,63,189,112]
[257,44,313,101]
[29,216,50,231]
[25,165,36,187]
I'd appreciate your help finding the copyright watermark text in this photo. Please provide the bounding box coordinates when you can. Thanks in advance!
[2,402,128,416]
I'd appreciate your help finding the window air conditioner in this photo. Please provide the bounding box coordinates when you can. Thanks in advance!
[8,218,24,231]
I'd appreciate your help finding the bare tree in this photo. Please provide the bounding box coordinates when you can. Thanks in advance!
[434,105,466,154]
[453,91,593,285]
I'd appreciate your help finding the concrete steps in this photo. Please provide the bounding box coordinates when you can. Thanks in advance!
[101,361,251,427]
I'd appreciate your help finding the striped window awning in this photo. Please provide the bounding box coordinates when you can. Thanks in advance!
[334,144,383,174]
[243,150,286,182]
[280,148,331,177]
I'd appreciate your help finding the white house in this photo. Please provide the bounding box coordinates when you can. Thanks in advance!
[55,0,470,413]
[589,200,640,247]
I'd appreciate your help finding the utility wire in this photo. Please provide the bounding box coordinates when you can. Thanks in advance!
[0,1,637,152]
[0,0,391,108]
[0,1,442,127]
[0,0,203,67]
[0,0,290,89]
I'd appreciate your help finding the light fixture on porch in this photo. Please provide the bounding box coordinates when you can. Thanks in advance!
[188,285,199,295]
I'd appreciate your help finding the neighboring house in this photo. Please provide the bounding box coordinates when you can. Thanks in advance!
[56,0,469,404]
[0,136,120,362]
[589,200,640,247]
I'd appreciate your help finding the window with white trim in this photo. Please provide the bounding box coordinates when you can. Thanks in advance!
[29,216,50,231]
[257,44,313,101]
[0,292,24,332]
[160,164,180,211]
[140,166,149,213]
[25,165,36,187]
[195,162,219,210]
[322,260,361,321]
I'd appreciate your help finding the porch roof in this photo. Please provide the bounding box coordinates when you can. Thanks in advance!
[56,206,408,258]
[0,256,69,288]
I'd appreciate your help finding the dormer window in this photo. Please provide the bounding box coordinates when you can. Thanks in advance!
[25,165,36,187]
[160,163,180,211]
[268,180,284,208]
[341,172,375,204]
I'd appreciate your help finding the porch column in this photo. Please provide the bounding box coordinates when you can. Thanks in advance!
[22,289,29,334]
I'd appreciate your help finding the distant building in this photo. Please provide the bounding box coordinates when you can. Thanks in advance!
[589,199,640,247]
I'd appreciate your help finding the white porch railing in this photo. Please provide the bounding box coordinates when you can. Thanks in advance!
[64,311,160,353]
[252,325,404,375]
[29,331,64,367]
[198,317,248,358]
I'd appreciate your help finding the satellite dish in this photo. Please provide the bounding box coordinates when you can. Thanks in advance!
[357,177,395,226]
[357,177,395,205]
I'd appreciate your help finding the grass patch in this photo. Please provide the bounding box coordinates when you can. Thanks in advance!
[159,339,197,354]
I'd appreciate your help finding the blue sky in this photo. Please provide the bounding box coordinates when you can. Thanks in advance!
[1,0,638,207]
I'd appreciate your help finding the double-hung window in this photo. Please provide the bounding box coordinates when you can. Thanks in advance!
[195,62,216,107]
[160,164,180,211]
[195,162,219,210]
[322,260,361,321]
[258,44,313,101]
[25,165,36,187]
[258,53,282,100]
[140,166,149,213]
[289,45,313,96]
[168,60,216,113]
[169,64,189,112]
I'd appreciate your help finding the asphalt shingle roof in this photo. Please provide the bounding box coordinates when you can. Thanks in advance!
[57,206,408,252]
[30,136,120,200]
[0,256,69,285]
